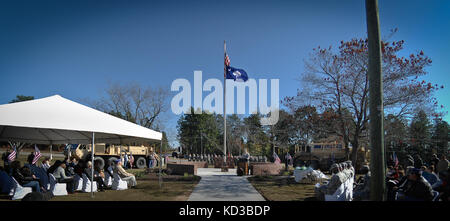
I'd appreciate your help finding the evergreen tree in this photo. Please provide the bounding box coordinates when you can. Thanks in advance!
[409,110,432,159]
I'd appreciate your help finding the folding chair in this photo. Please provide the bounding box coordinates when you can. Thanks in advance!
[73,174,83,191]
[112,173,128,190]
[10,177,33,200]
[48,174,68,196]
[81,173,98,193]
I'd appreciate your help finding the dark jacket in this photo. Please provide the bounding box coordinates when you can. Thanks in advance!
[404,158,414,168]
[414,157,423,169]
[12,168,35,186]
[84,167,93,180]
[404,176,434,201]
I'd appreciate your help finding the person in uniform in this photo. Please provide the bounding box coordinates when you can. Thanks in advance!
[353,165,370,201]
[315,163,345,201]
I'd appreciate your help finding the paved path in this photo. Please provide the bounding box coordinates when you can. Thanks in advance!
[188,168,265,201]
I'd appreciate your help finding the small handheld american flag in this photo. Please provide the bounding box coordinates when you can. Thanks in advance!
[7,147,17,162]
[32,144,42,165]
[393,152,399,168]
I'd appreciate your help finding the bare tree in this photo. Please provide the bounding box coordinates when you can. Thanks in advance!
[286,34,441,164]
[93,83,170,130]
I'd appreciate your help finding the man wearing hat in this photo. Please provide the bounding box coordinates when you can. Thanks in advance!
[398,168,434,201]
[320,163,346,201]
[114,159,137,187]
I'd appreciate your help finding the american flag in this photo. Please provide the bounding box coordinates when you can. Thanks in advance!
[393,152,399,167]
[273,152,281,164]
[225,53,230,66]
[32,145,42,165]
[224,53,230,77]
[7,147,17,162]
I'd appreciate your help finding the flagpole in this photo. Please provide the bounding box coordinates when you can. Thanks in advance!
[91,132,95,198]
[223,40,227,171]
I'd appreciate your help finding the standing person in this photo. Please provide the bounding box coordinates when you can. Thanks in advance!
[129,153,134,169]
[148,148,156,169]
[52,160,75,194]
[437,155,449,175]
[123,153,129,169]
[284,152,292,171]
[113,160,137,188]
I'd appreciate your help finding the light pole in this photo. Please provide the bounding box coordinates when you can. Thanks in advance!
[366,0,386,201]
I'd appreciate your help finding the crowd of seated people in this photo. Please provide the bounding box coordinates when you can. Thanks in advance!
[1,152,139,199]
[385,154,450,201]
[313,153,449,201]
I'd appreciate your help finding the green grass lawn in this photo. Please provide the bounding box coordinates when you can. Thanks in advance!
[248,176,318,201]
[49,172,200,201]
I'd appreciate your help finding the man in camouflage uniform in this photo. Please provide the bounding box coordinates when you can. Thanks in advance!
[353,165,371,201]
[315,163,345,201]
[343,161,354,201]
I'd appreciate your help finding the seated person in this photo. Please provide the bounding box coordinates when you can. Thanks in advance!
[10,161,42,193]
[353,165,371,201]
[106,162,114,177]
[0,166,14,194]
[63,157,76,176]
[74,159,85,177]
[52,160,75,194]
[25,153,49,191]
[113,160,137,187]
[433,170,449,201]
[421,165,440,186]
[83,161,106,192]
[397,168,434,201]
[40,157,51,172]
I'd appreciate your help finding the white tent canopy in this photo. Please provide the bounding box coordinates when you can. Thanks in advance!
[0,95,162,144]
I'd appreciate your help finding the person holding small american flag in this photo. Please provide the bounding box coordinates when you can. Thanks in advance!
[273,152,281,164]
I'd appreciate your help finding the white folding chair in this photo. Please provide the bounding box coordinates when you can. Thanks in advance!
[82,173,98,193]
[112,173,128,190]
[48,174,68,196]
[73,174,83,191]
[104,172,113,187]
[432,191,440,201]
[325,182,346,201]
[10,177,33,200]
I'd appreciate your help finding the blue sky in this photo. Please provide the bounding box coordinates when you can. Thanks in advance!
[1,0,449,144]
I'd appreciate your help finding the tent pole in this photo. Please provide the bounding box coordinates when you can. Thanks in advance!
[91,132,95,198]
[50,144,53,161]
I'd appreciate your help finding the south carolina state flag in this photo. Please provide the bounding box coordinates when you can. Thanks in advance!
[226,66,249,82]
